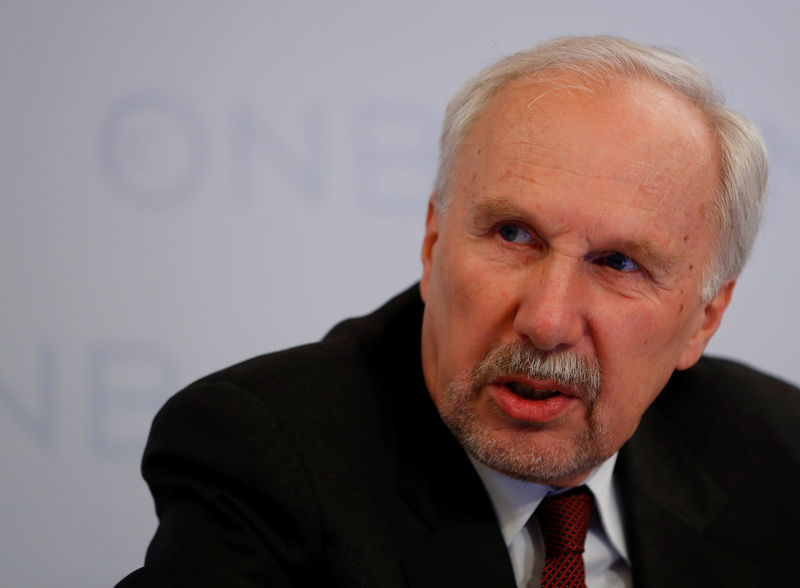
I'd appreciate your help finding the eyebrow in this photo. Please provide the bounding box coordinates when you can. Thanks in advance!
[468,195,683,275]
[469,195,533,228]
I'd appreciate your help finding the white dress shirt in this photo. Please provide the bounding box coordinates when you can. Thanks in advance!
[469,455,632,588]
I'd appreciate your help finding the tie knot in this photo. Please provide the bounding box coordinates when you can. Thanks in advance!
[536,486,593,555]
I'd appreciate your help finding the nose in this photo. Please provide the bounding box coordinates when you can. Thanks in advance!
[512,256,586,351]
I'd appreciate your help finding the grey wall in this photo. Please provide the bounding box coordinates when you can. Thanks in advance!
[2,2,798,586]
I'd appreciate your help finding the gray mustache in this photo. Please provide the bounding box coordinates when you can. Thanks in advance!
[472,343,602,404]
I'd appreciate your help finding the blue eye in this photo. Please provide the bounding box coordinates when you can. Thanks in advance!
[498,224,532,244]
[594,252,640,272]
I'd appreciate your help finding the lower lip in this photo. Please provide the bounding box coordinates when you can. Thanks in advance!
[489,384,579,423]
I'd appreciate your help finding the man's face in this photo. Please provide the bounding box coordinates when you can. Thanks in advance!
[419,76,734,487]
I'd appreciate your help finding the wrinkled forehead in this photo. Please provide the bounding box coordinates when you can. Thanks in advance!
[451,73,722,217]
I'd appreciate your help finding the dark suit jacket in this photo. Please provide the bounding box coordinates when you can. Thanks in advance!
[118,286,800,587]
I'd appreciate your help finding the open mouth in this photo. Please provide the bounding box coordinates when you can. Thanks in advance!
[490,379,578,423]
[505,381,564,401]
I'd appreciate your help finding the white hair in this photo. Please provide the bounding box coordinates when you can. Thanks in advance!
[433,36,768,301]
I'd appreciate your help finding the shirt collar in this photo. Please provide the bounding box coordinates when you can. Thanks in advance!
[468,454,629,563]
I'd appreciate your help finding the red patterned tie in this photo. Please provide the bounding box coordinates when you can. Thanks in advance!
[535,487,593,588]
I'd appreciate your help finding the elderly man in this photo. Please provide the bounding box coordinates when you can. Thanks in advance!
[118,36,800,587]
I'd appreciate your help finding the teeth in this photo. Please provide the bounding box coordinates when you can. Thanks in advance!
[507,382,560,400]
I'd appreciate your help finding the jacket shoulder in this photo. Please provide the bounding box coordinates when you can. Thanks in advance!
[187,283,425,402]
[657,356,800,455]
[130,286,427,585]
[620,358,800,586]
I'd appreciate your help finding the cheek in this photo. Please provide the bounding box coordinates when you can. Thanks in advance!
[428,246,520,371]
[592,308,680,401]
[595,296,694,362]
[438,238,513,312]
[593,326,669,430]
[591,299,701,430]
[592,306,656,365]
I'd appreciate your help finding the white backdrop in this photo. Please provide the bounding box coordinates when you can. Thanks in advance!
[2,2,799,586]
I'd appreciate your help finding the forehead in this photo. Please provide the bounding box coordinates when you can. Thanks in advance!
[454,74,721,211]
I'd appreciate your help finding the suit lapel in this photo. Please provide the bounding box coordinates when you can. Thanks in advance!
[400,495,517,588]
[389,366,517,588]
[617,406,757,587]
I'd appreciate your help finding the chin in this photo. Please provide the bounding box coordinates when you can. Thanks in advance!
[441,403,613,484]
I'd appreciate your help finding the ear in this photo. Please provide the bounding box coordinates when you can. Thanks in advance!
[676,280,736,370]
[419,196,440,303]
